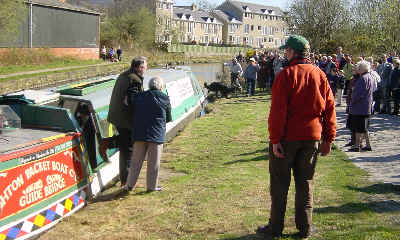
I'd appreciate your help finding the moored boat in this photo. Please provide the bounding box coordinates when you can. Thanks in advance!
[0,66,205,239]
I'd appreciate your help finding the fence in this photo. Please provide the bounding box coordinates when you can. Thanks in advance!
[168,44,250,57]
[0,64,130,95]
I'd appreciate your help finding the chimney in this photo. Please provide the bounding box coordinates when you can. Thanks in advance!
[191,3,198,11]
[59,0,66,3]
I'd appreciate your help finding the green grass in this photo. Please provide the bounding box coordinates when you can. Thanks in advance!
[40,93,400,240]
[0,59,104,75]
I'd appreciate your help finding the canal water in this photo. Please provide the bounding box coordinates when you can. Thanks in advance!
[188,63,228,86]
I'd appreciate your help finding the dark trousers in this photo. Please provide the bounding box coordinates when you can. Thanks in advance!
[231,73,242,91]
[247,78,256,95]
[116,127,133,184]
[268,140,319,235]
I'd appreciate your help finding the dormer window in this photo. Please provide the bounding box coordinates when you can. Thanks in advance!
[177,13,186,20]
[261,9,267,14]
[242,6,250,12]
[268,10,274,15]
[186,14,193,21]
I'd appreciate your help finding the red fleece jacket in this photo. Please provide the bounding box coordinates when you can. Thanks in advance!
[268,58,337,144]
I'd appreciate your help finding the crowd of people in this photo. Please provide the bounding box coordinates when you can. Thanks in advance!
[229,46,400,153]
[98,35,399,239]
[101,45,123,62]
[227,38,400,238]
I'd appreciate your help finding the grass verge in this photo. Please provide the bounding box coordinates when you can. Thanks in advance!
[40,93,400,240]
[0,59,104,75]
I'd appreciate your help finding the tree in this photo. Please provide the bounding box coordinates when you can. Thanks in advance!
[377,0,400,52]
[286,0,350,52]
[0,0,26,42]
[101,7,155,48]
[194,0,217,11]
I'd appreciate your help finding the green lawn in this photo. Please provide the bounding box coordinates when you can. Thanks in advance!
[40,93,400,240]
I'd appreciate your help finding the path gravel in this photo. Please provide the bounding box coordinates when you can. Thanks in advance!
[334,104,400,186]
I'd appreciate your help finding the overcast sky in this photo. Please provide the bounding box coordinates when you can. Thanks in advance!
[174,0,289,10]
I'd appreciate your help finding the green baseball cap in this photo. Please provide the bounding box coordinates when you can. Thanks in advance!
[279,35,310,52]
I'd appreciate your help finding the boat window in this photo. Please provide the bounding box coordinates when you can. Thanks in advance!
[58,98,79,114]
[0,106,21,133]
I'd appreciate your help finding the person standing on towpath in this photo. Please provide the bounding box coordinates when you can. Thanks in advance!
[256,35,337,239]
[107,56,147,188]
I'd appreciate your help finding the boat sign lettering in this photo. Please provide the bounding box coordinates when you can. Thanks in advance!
[18,141,73,165]
[166,77,195,108]
[0,139,84,221]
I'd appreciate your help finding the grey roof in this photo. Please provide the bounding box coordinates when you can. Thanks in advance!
[173,7,223,24]
[29,0,99,15]
[213,9,242,24]
[229,0,284,16]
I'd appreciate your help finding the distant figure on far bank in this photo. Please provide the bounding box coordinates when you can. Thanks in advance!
[109,48,115,62]
[101,46,107,61]
[117,46,123,62]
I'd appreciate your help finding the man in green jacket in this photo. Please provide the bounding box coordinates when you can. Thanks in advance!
[107,56,147,187]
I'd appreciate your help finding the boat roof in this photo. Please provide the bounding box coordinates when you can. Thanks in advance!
[61,84,113,110]
[6,90,60,105]
[0,128,63,155]
[61,68,191,110]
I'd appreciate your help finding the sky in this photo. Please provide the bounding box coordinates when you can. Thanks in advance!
[174,0,289,10]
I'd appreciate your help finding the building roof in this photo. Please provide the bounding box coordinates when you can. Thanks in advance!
[29,0,100,15]
[229,0,284,16]
[173,7,223,25]
[213,10,242,24]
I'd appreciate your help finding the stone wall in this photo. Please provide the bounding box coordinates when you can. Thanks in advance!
[0,48,100,60]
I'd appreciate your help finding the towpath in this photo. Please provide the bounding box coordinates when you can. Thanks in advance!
[0,62,116,79]
[334,104,400,186]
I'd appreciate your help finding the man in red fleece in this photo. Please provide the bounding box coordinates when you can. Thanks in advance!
[256,35,337,239]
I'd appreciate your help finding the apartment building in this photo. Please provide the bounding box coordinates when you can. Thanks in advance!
[153,0,174,43]
[172,5,223,44]
[216,0,289,48]
[213,9,243,45]
[153,0,288,48]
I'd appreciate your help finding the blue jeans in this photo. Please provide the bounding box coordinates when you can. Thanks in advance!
[247,78,256,95]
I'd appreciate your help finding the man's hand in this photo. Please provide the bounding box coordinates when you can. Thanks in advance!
[273,143,285,158]
[320,141,331,156]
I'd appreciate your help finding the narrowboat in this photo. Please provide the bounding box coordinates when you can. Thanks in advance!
[0,66,205,240]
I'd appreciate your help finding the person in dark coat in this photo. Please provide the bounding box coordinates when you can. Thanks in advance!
[126,76,172,192]
[257,55,268,91]
[117,46,123,62]
[390,59,400,115]
[106,56,147,187]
